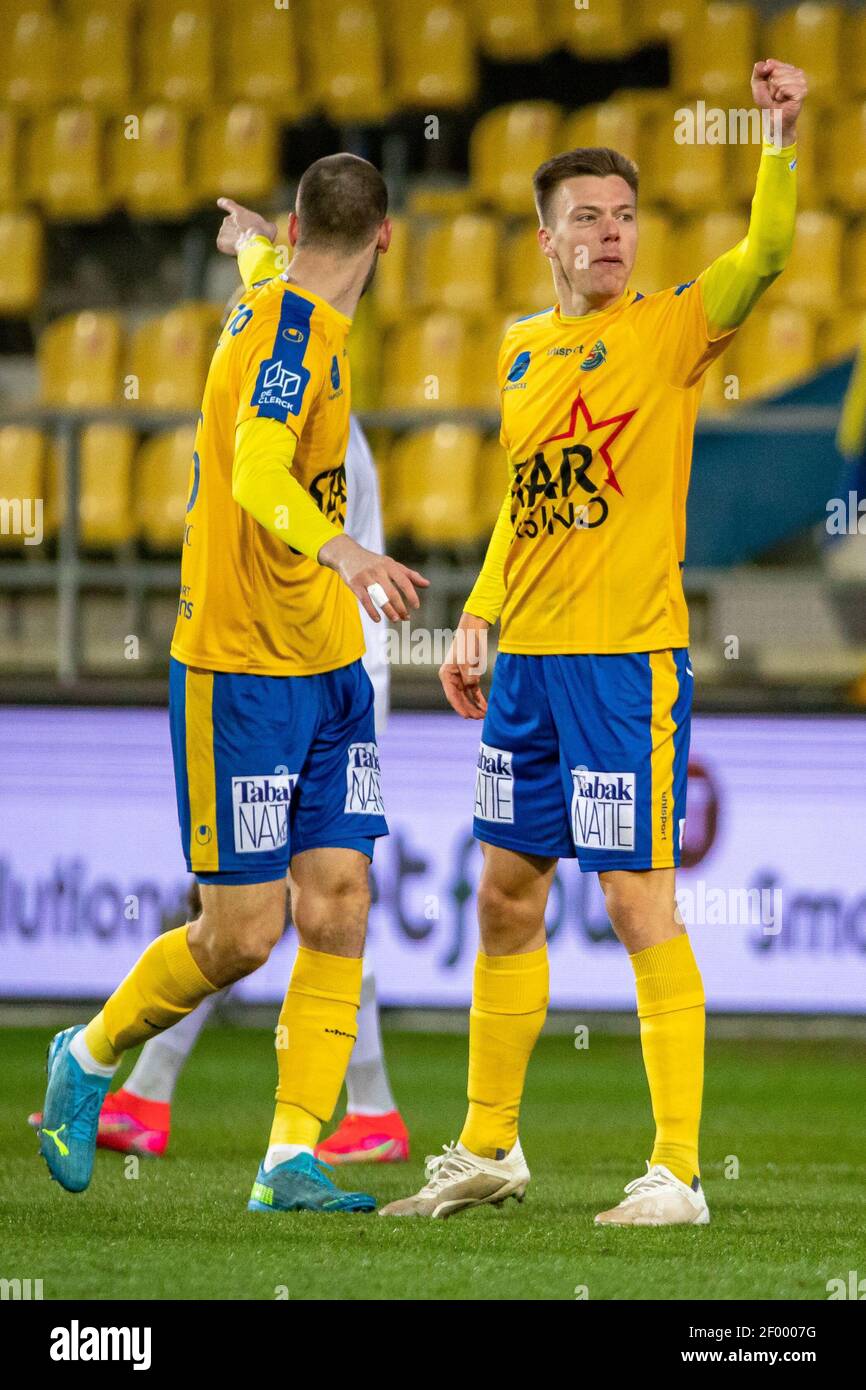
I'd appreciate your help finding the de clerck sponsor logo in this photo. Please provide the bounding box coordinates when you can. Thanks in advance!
[50,1320,152,1371]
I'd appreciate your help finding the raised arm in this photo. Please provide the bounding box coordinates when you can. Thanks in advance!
[700,60,805,335]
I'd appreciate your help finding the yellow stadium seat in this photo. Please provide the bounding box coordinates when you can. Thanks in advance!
[27,107,109,220]
[136,426,197,551]
[0,211,43,313]
[561,100,645,169]
[476,432,510,539]
[649,109,726,212]
[309,2,390,124]
[141,0,214,106]
[672,3,758,103]
[501,222,555,316]
[113,105,194,219]
[733,305,816,401]
[764,211,842,314]
[39,311,123,407]
[846,222,866,306]
[66,1,133,108]
[464,313,521,411]
[48,425,137,549]
[631,210,675,294]
[725,106,822,209]
[475,0,552,61]
[638,0,704,43]
[0,7,59,108]
[417,214,499,316]
[371,214,410,328]
[553,0,631,58]
[0,109,18,212]
[0,427,45,551]
[392,1,477,110]
[195,105,278,204]
[128,304,221,411]
[817,311,865,366]
[346,294,381,412]
[472,103,562,216]
[827,104,866,213]
[382,313,471,411]
[765,3,842,107]
[390,425,483,547]
[220,0,307,115]
[845,10,866,99]
[407,185,477,218]
[673,211,749,285]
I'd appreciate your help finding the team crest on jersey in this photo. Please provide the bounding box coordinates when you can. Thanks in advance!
[232,774,297,853]
[579,340,607,372]
[506,350,531,385]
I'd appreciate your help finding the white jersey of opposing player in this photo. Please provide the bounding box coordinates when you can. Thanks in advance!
[345,415,390,735]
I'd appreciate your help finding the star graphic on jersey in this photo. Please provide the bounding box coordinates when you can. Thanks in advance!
[539,391,637,496]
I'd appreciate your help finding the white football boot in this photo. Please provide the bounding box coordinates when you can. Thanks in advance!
[594,1162,710,1227]
[379,1139,530,1219]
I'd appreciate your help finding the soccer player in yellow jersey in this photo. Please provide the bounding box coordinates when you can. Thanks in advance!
[38,155,427,1213]
[382,61,807,1226]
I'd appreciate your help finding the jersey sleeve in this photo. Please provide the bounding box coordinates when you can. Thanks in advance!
[235,295,328,440]
[237,234,286,291]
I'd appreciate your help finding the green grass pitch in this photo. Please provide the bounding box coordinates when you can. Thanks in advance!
[2,1024,863,1301]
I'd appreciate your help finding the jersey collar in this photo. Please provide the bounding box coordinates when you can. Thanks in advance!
[278,275,353,330]
[555,288,635,327]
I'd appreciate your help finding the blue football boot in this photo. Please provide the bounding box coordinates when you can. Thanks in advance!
[38,1025,111,1193]
[248,1152,376,1214]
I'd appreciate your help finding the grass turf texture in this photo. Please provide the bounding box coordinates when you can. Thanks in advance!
[2,1025,863,1301]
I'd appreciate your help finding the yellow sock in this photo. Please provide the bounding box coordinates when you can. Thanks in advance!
[269,947,363,1150]
[84,924,218,1066]
[459,945,549,1159]
[631,933,706,1187]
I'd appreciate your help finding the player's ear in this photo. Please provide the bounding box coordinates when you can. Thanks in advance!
[537,225,555,261]
[288,212,299,247]
[377,218,392,254]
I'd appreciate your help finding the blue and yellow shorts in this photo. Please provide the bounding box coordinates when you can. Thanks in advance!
[473,650,692,871]
[169,657,388,885]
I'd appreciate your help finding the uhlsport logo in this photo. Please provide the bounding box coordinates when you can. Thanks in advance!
[232,774,297,853]
[571,768,635,851]
[579,339,607,372]
[474,742,514,824]
[506,350,531,383]
[345,743,384,814]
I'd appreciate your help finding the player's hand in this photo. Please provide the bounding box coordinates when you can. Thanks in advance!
[439,612,490,720]
[318,534,429,623]
[751,59,807,143]
[216,198,277,256]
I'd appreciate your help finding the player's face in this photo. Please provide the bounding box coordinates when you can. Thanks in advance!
[539,175,637,305]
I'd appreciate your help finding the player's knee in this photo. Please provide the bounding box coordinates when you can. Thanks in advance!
[477,875,536,939]
[195,905,283,983]
[294,871,370,951]
[600,872,671,936]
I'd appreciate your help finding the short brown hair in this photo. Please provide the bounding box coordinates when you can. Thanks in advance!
[533,147,638,224]
[296,153,388,252]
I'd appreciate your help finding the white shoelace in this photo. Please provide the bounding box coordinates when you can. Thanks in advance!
[621,1164,677,1202]
[420,1142,480,1194]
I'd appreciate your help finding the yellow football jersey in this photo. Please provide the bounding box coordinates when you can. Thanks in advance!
[488,279,735,654]
[170,277,363,676]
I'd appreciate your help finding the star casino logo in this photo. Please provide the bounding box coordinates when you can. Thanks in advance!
[511,391,637,537]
